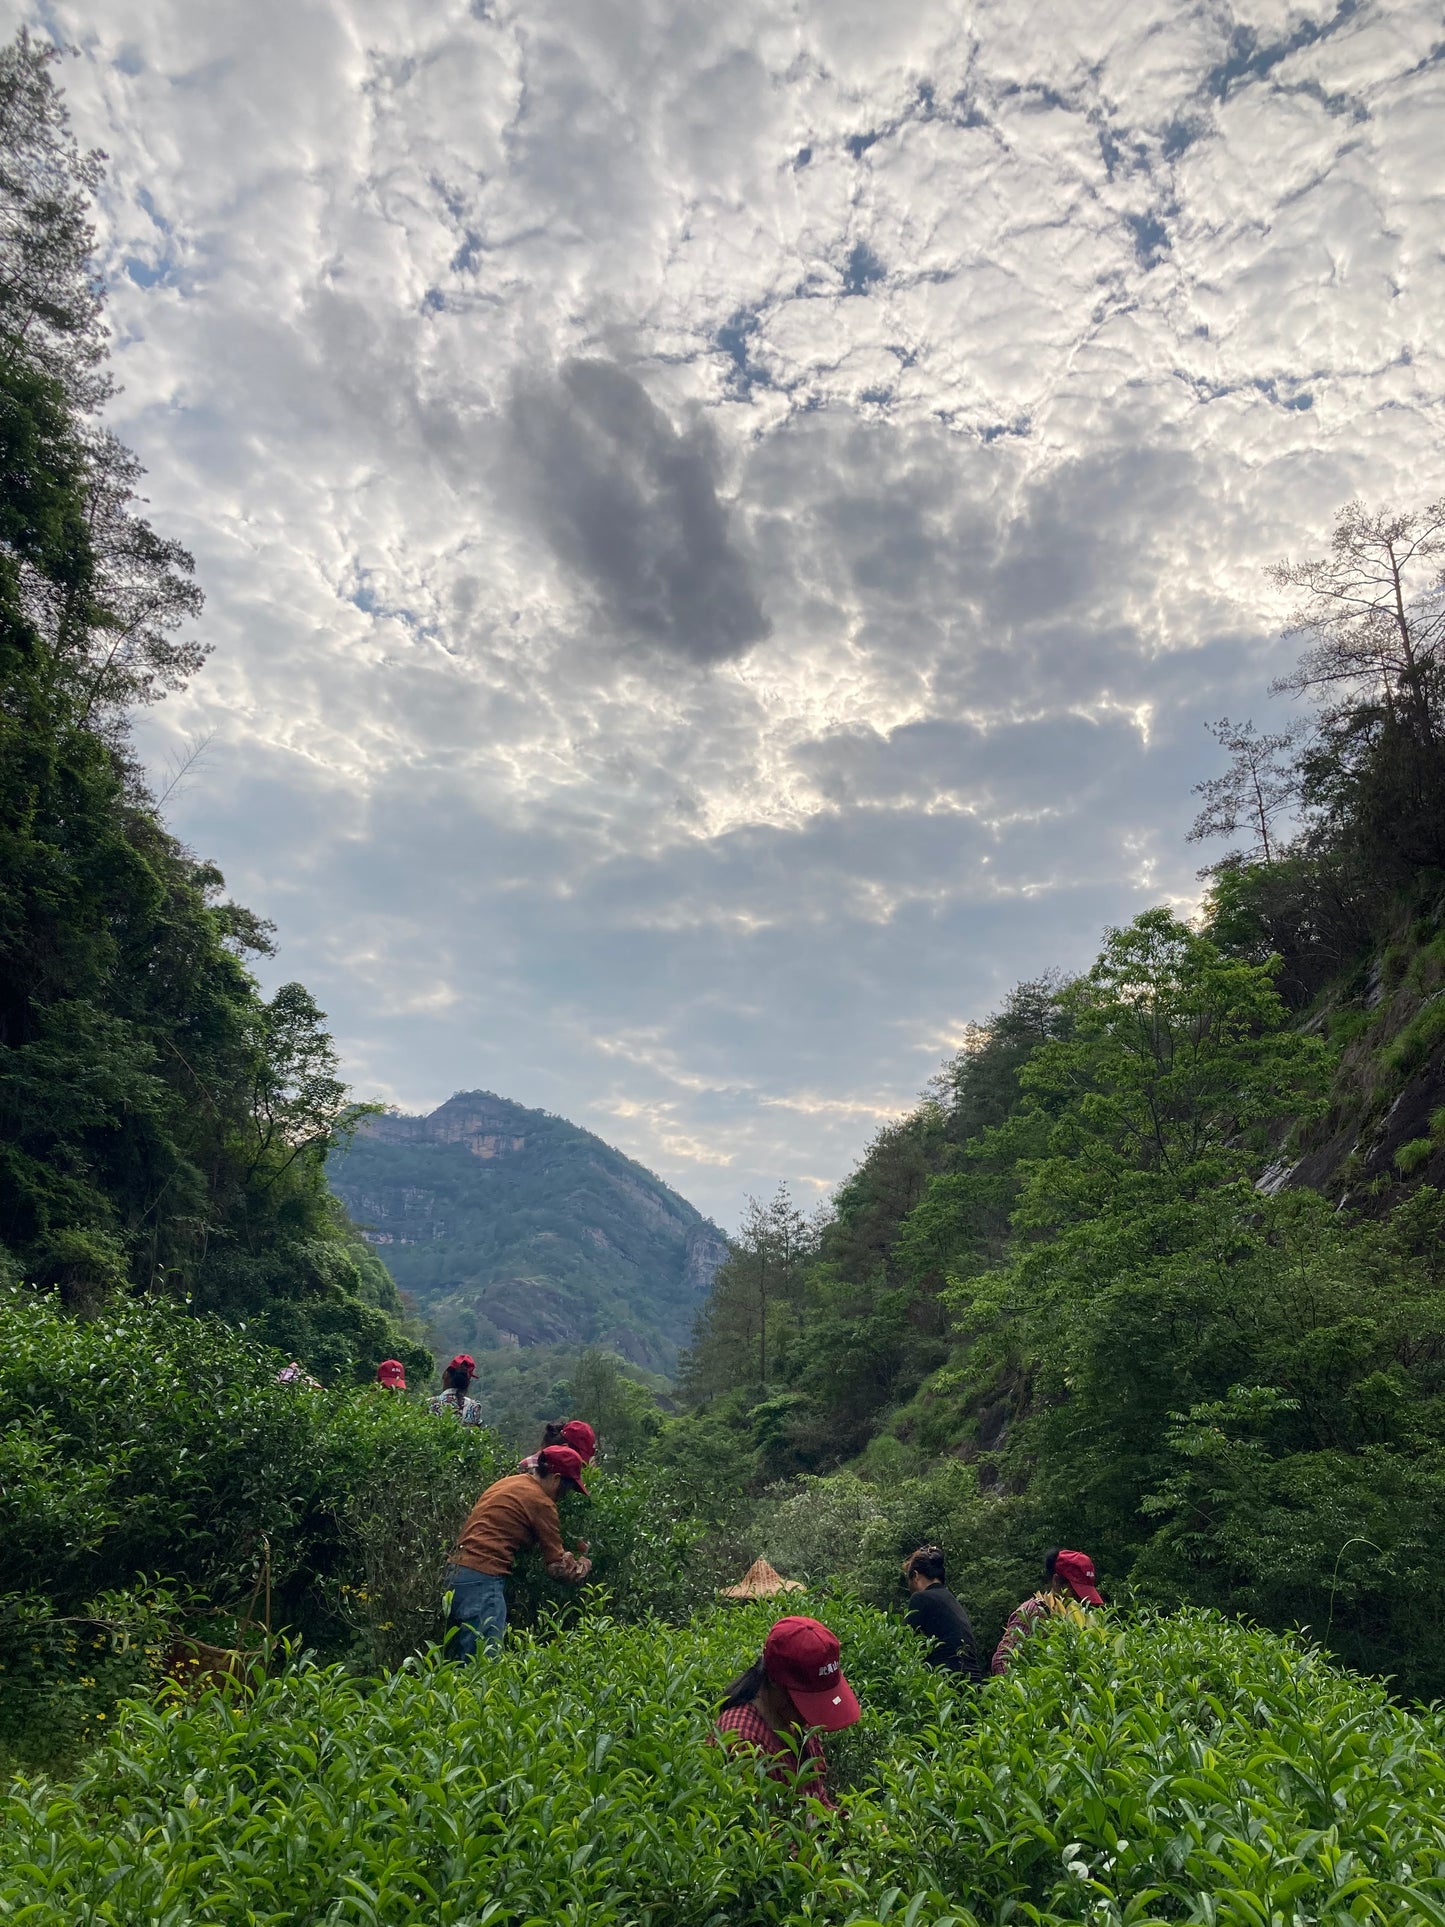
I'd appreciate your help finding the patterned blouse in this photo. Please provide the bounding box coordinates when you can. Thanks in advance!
[990,1591,1087,1674]
[714,1704,836,1808]
[427,1390,483,1426]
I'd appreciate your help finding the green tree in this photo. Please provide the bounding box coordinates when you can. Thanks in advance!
[933,974,1073,1148]
[1270,497,1445,765]
[1015,908,1325,1210]
[1188,716,1301,867]
[566,1347,664,1461]
[1196,495,1445,1000]
[1133,1186,1445,1696]
[946,910,1330,1548]
[0,33,107,407]
[896,976,1075,1294]
[680,1182,816,1399]
[1,36,204,731]
[0,31,418,1381]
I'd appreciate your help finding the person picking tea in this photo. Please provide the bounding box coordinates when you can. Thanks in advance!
[443,1445,592,1660]
[991,1548,1103,1675]
[715,1615,860,1812]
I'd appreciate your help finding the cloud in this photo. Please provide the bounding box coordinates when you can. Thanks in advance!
[506,358,770,665]
[29,0,1445,1225]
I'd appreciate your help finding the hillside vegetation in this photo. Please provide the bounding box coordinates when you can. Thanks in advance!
[0,36,423,1386]
[675,494,1445,1701]
[330,1090,727,1372]
[7,1269,1445,1922]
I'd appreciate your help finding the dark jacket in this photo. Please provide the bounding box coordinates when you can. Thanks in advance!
[905,1583,982,1682]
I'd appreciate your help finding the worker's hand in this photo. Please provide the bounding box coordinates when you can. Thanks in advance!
[571,1554,593,1582]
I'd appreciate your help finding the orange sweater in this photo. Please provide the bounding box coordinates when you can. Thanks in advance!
[452,1473,566,1576]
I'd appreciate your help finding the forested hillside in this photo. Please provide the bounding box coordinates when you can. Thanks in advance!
[678,494,1445,1700]
[330,1091,727,1371]
[0,36,423,1385]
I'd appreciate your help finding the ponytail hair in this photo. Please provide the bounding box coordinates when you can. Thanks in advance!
[906,1544,947,1585]
[442,1361,473,1397]
[540,1420,568,1448]
[720,1657,769,1710]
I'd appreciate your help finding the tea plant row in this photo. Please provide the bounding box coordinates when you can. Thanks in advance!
[4,1604,1445,1925]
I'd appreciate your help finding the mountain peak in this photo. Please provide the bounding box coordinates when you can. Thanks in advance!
[332,1093,726,1371]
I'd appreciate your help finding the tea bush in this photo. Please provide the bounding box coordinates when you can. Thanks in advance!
[0,1287,513,1622]
[753,1464,1040,1652]
[4,1602,1444,1925]
[0,1584,177,1766]
[0,1289,705,1762]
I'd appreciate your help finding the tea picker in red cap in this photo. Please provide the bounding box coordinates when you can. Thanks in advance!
[515,1421,598,1582]
[374,1359,406,1393]
[428,1354,483,1426]
[518,1416,597,1472]
[714,1615,860,1812]
[443,1445,593,1660]
[990,1548,1104,1675]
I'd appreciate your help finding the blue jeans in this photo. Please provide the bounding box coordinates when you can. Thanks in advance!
[443,1564,506,1661]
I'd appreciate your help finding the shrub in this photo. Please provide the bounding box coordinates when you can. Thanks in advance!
[0,1584,177,1771]
[0,1286,343,1618]
[1407,933,1445,993]
[310,1393,518,1668]
[0,1291,709,1758]
[1384,994,1445,1079]
[2,1605,1444,1924]
[1396,1135,1435,1175]
[753,1465,1039,1652]
[1137,1397,1445,1700]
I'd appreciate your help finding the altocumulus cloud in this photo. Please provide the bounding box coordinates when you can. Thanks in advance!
[24,0,1445,1222]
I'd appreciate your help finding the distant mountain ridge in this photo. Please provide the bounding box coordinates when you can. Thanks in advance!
[329,1091,728,1372]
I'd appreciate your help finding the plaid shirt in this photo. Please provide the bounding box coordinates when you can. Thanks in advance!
[714,1704,836,1809]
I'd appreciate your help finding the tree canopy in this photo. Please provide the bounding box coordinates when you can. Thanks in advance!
[0,32,421,1383]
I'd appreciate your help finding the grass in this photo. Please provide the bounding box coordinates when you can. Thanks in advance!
[3,1602,1445,1925]
[1396,1136,1435,1175]
[1384,995,1445,1081]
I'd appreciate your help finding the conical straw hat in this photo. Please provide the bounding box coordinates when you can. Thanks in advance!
[719,1556,806,1599]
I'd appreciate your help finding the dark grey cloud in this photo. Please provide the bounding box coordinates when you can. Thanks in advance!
[508,358,770,665]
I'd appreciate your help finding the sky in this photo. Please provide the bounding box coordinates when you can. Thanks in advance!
[18,0,1444,1227]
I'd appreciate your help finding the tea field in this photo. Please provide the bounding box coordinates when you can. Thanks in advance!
[4,1601,1445,1926]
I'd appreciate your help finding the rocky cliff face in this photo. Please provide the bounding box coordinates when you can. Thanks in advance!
[1277,923,1445,1208]
[330,1091,727,1372]
[366,1094,530,1157]
[683,1222,731,1295]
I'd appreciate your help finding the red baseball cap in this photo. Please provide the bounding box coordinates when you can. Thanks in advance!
[446,1354,476,1375]
[762,1616,860,1731]
[375,1359,406,1388]
[537,1444,591,1496]
[560,1419,597,1462]
[1055,1549,1103,1606]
